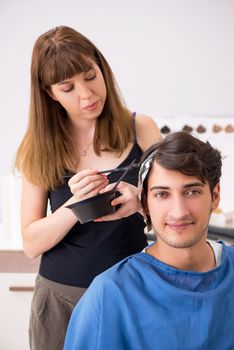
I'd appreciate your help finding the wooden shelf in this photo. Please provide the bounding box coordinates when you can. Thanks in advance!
[0,250,40,273]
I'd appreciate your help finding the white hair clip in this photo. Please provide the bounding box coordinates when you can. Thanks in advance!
[138,149,158,190]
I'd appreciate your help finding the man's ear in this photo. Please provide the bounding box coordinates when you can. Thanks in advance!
[211,183,221,211]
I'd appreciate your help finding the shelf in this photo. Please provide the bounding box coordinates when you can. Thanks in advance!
[0,250,40,273]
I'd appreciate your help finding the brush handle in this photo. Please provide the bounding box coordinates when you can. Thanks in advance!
[63,162,139,179]
[99,163,139,174]
[112,159,136,191]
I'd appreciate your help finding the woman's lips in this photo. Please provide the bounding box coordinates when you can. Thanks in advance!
[83,100,99,111]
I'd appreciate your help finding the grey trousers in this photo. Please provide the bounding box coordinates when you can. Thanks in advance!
[29,274,86,350]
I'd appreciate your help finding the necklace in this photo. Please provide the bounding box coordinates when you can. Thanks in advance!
[80,142,93,156]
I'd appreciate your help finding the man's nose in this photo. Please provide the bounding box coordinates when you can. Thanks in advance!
[170,196,190,219]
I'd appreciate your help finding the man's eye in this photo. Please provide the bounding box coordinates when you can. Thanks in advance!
[154,192,168,199]
[186,189,201,197]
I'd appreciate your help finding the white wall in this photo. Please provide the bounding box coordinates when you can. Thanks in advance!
[0,0,234,226]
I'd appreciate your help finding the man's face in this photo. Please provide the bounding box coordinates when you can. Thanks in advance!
[146,162,220,249]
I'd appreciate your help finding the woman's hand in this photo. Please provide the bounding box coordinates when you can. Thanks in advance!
[68,169,109,201]
[95,181,142,221]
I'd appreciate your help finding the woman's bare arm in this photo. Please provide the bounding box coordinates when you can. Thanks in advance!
[21,176,79,259]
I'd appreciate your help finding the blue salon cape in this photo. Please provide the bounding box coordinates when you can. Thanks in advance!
[64,243,234,350]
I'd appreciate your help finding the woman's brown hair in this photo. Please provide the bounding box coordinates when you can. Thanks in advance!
[15,26,134,189]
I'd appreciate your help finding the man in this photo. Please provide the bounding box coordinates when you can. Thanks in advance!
[64,131,234,350]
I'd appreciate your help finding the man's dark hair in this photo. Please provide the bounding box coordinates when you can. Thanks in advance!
[140,131,222,230]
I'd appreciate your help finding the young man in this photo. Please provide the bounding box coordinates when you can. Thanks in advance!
[64,132,234,350]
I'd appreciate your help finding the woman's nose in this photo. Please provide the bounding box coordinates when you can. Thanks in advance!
[77,82,92,100]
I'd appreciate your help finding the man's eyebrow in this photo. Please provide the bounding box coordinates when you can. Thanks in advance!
[150,186,169,191]
[150,182,205,191]
[183,182,205,189]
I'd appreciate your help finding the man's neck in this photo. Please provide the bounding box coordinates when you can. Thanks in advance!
[146,240,216,272]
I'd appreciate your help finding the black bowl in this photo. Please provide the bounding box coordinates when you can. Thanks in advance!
[66,189,116,224]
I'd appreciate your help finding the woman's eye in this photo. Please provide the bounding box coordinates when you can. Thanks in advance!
[62,86,73,93]
[85,74,96,81]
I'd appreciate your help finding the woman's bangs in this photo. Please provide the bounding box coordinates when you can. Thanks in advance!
[42,47,94,87]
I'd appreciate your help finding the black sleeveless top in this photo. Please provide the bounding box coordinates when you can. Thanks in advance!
[39,142,147,287]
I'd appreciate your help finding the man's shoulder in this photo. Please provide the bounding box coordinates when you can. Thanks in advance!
[223,243,234,255]
[93,252,146,287]
[220,242,234,265]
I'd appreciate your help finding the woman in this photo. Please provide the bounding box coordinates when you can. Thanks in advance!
[15,26,161,350]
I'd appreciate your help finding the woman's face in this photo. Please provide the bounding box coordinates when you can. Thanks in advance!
[50,63,107,123]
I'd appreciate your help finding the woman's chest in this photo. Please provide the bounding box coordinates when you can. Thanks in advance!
[75,143,134,172]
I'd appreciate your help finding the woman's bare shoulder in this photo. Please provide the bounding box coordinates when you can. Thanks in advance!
[135,113,162,151]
